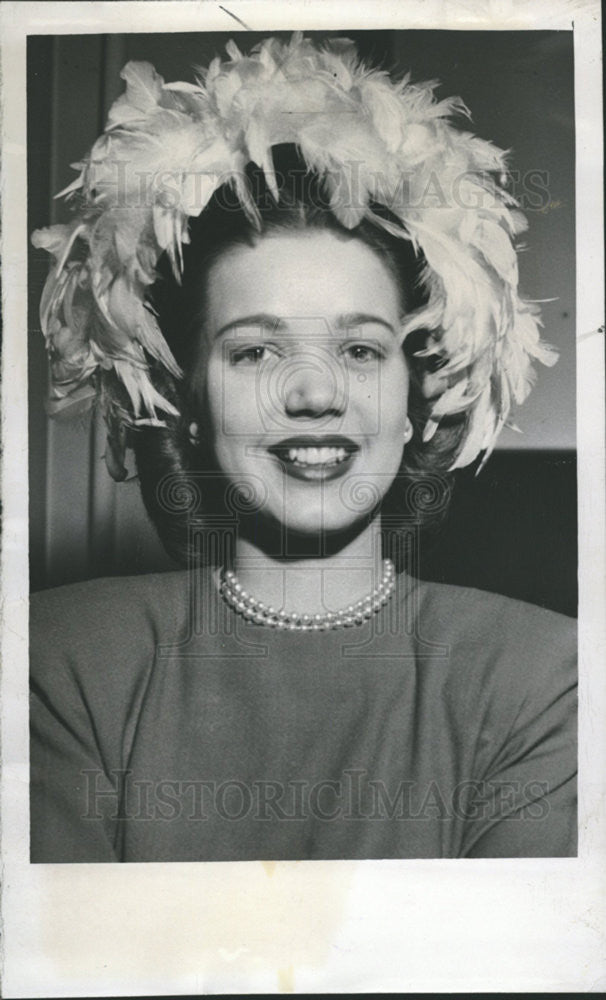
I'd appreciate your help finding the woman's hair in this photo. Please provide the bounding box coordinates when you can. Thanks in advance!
[34,33,554,553]
[129,145,465,566]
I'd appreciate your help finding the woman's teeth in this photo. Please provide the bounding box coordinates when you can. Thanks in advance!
[286,446,350,466]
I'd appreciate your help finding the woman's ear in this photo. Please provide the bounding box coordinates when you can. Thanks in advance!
[188,422,201,448]
[404,417,414,444]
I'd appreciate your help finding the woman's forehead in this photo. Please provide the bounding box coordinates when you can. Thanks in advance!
[204,229,404,327]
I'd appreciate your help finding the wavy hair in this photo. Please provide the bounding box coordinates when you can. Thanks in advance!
[127,146,466,566]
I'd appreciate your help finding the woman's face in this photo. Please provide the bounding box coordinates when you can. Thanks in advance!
[196,229,411,537]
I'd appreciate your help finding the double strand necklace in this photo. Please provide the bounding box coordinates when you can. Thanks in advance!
[219,558,396,631]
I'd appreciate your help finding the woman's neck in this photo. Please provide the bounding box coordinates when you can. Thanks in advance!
[229,519,386,616]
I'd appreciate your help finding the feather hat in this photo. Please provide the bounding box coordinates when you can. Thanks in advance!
[31,31,557,478]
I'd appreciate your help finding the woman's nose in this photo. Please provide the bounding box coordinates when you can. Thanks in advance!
[282,354,345,417]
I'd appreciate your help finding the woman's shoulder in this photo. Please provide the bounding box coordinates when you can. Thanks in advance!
[415,577,576,626]
[412,577,576,671]
[410,580,577,757]
[29,570,193,676]
[30,568,190,609]
[31,569,192,626]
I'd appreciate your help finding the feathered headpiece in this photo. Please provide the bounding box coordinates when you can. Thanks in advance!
[31,31,557,478]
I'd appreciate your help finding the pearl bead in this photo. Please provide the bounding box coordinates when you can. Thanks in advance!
[220,559,396,630]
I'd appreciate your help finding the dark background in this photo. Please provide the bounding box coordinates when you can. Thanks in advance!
[27,31,576,615]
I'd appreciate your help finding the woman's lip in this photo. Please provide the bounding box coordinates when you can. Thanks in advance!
[268,435,359,453]
[269,448,358,482]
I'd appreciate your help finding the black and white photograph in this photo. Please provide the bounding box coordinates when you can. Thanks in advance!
[27,25,577,864]
[1,0,604,995]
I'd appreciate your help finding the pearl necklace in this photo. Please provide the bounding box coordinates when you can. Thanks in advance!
[219,558,396,631]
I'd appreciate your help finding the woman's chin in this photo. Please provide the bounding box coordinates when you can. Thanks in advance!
[250,503,376,548]
[279,516,360,537]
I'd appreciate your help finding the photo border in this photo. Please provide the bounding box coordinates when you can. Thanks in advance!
[1,1,604,995]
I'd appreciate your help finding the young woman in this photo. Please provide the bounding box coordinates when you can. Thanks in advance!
[29,33,576,862]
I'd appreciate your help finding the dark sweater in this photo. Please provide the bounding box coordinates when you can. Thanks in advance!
[30,570,577,862]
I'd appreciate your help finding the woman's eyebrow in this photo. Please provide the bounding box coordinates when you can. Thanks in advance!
[214,314,288,339]
[335,313,396,334]
[215,312,396,339]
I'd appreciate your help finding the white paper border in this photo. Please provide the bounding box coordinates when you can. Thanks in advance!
[1,1,604,995]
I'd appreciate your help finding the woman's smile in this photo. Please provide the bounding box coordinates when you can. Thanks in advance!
[197,229,411,536]
[267,435,360,481]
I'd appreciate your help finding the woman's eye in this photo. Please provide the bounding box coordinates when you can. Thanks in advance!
[344,343,383,363]
[229,345,272,365]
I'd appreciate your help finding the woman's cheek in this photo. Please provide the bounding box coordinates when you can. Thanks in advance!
[209,366,250,443]
[350,367,399,441]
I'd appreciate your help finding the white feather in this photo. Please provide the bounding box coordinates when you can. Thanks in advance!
[32,32,557,469]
